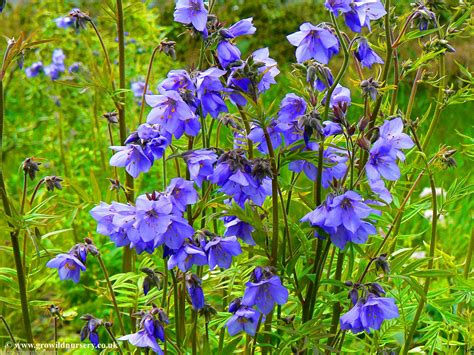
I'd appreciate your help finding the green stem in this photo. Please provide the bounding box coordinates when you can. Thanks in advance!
[96,254,126,337]
[53,317,58,355]
[328,251,344,346]
[0,315,16,344]
[402,172,437,354]
[116,0,134,279]
[139,45,161,125]
[421,55,445,152]
[0,80,34,345]
[464,230,474,280]
[171,271,182,347]
[237,105,254,159]
[104,326,124,355]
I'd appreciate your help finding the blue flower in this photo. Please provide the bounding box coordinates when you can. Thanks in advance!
[242,267,289,314]
[173,0,208,32]
[287,23,339,64]
[167,240,207,272]
[47,253,86,283]
[366,140,400,182]
[204,236,242,270]
[186,274,205,310]
[252,48,280,93]
[226,304,261,337]
[278,93,307,123]
[325,0,351,16]
[119,312,166,354]
[165,178,199,213]
[158,69,195,93]
[131,81,152,98]
[325,191,373,233]
[196,68,228,118]
[223,215,256,246]
[217,41,242,69]
[378,117,414,160]
[340,295,399,333]
[248,120,282,154]
[344,0,387,33]
[326,84,351,108]
[183,149,218,187]
[52,49,66,71]
[109,144,152,178]
[355,37,384,69]
[146,90,198,139]
[217,18,256,68]
[80,316,101,348]
[25,62,43,78]
[55,16,74,28]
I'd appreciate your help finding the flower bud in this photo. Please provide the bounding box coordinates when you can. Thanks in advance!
[23,157,41,180]
[375,254,390,274]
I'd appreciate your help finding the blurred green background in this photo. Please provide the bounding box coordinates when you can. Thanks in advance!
[0,0,472,352]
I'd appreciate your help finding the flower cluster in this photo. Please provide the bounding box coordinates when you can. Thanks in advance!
[119,307,169,354]
[25,49,78,80]
[226,267,288,336]
[90,178,196,254]
[301,191,377,250]
[109,123,169,178]
[340,281,399,333]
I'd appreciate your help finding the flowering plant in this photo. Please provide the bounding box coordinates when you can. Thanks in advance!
[0,0,472,354]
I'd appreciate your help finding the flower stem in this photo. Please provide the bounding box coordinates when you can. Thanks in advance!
[116,0,135,280]
[96,254,126,337]
[104,326,124,355]
[237,105,254,159]
[138,45,161,125]
[53,317,58,355]
[0,315,16,344]
[328,251,344,346]
[0,80,34,345]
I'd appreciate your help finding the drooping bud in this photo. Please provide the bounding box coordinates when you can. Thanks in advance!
[103,111,118,124]
[159,40,177,60]
[375,253,390,274]
[360,77,380,101]
[43,176,63,191]
[22,157,41,180]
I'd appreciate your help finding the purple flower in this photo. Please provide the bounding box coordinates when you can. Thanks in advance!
[46,253,86,283]
[119,313,166,354]
[183,149,218,187]
[378,117,414,160]
[186,274,205,310]
[165,178,199,212]
[55,16,74,28]
[253,48,280,92]
[52,49,66,70]
[217,41,242,68]
[287,23,339,64]
[131,81,152,98]
[226,18,256,38]
[355,37,384,68]
[325,0,351,16]
[223,215,255,246]
[167,240,207,272]
[242,267,289,314]
[344,0,387,33]
[326,84,351,108]
[278,93,307,123]
[196,68,228,118]
[158,70,195,93]
[146,90,198,138]
[366,140,400,182]
[368,178,392,204]
[226,305,261,336]
[25,62,43,78]
[68,62,81,73]
[323,121,343,136]
[217,18,256,68]
[110,144,152,178]
[173,0,208,32]
[44,65,61,80]
[322,147,348,188]
[340,295,399,333]
[324,191,373,233]
[204,236,242,270]
[80,316,101,348]
[330,220,376,249]
[248,120,282,154]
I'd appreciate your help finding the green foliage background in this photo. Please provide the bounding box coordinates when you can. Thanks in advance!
[0,0,473,353]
